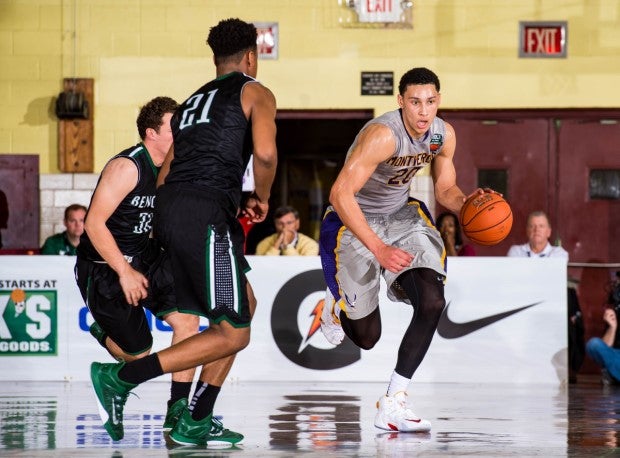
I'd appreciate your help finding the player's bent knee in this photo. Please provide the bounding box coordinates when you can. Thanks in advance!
[164,311,199,329]
[168,321,200,340]
[231,328,251,352]
[349,328,381,350]
[355,337,379,351]
[344,308,382,350]
[212,323,251,352]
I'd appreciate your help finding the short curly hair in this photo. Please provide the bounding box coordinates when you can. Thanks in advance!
[64,203,87,220]
[136,96,178,140]
[207,18,257,65]
[398,67,440,95]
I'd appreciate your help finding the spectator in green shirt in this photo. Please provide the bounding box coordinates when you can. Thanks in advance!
[41,204,87,255]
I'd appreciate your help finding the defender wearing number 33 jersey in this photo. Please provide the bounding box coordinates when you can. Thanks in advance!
[76,97,184,355]
[78,144,159,262]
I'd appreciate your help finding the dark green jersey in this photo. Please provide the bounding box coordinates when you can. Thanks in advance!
[166,71,255,213]
[78,143,158,261]
[40,231,77,255]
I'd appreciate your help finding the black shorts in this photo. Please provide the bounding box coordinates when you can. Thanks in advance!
[154,182,251,327]
[74,242,177,354]
[142,246,177,318]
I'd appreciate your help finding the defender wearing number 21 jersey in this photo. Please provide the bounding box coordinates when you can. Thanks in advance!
[155,71,258,325]
[165,72,255,213]
[88,18,277,447]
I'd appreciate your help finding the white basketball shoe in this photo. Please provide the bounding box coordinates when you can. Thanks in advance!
[320,289,344,345]
[374,391,431,433]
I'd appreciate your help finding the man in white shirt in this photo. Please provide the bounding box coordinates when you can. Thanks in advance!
[508,210,584,383]
[507,210,568,258]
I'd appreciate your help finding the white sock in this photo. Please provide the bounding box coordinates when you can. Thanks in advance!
[386,371,410,397]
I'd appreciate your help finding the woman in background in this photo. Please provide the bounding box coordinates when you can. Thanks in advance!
[436,211,476,257]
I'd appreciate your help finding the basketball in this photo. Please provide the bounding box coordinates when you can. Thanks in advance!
[459,193,513,246]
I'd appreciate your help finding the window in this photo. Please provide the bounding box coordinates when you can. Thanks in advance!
[590,169,620,200]
[478,169,508,198]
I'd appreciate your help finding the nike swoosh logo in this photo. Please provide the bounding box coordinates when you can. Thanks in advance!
[437,301,542,339]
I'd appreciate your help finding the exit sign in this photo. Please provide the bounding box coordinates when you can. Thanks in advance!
[519,21,567,58]
[354,0,405,23]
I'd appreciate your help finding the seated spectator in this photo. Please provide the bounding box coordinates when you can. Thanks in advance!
[586,307,620,386]
[507,210,567,258]
[436,211,475,256]
[255,205,319,256]
[586,272,620,386]
[41,204,86,255]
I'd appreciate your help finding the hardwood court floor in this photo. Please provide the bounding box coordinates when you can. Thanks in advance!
[0,376,618,457]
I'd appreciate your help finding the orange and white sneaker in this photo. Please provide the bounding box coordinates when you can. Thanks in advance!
[374,391,431,433]
[320,289,344,345]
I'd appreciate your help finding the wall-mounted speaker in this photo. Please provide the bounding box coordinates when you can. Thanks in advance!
[55,90,89,119]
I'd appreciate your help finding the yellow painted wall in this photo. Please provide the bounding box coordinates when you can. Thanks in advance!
[1,0,619,173]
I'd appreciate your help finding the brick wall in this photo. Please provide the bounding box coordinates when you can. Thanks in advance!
[39,174,97,246]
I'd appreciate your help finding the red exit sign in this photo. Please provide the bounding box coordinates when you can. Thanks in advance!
[519,21,567,58]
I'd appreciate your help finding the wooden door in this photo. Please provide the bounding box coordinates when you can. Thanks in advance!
[0,154,39,252]
[556,117,620,371]
[556,118,620,264]
[440,113,552,256]
[441,110,620,375]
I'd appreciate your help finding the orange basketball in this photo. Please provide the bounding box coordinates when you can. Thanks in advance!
[459,193,513,246]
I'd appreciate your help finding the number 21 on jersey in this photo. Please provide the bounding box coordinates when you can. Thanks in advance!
[178,89,218,129]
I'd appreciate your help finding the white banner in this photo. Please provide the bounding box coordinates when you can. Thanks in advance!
[0,256,567,384]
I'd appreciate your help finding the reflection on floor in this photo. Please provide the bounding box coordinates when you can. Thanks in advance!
[0,376,619,457]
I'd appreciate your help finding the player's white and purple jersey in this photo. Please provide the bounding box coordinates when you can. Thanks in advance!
[354,109,446,214]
